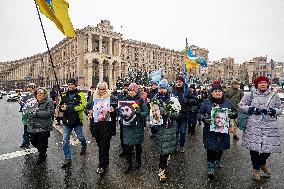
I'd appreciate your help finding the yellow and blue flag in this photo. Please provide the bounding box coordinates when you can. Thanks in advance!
[185,47,207,70]
[35,0,76,37]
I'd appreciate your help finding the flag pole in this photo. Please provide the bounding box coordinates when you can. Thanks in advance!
[183,38,188,98]
[34,1,62,98]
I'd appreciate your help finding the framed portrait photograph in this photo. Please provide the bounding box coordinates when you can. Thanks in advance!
[210,107,230,134]
[118,101,136,125]
[150,103,163,125]
[93,97,111,122]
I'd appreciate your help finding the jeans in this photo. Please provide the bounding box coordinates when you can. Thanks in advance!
[207,149,223,163]
[250,150,271,170]
[63,125,87,160]
[22,125,30,145]
[176,120,187,147]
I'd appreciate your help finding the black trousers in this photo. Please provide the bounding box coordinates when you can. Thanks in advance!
[125,144,142,164]
[119,120,126,153]
[22,125,30,145]
[30,131,50,159]
[95,137,111,169]
[207,149,223,163]
[159,154,170,169]
[250,150,271,170]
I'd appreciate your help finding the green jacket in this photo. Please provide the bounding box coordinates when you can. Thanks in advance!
[59,89,86,127]
[225,88,244,110]
[122,94,149,145]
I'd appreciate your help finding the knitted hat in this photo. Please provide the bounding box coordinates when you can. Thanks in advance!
[212,80,221,85]
[158,79,169,89]
[67,78,78,86]
[209,84,223,93]
[253,76,269,87]
[176,75,185,83]
[231,80,239,85]
[128,83,139,92]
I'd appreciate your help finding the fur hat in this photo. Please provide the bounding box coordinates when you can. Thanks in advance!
[176,75,185,83]
[253,76,269,87]
[158,79,169,89]
[128,83,139,92]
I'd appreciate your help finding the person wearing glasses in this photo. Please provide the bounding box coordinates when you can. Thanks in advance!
[198,81,238,180]
[19,83,37,148]
[59,78,87,168]
[27,87,54,164]
[239,76,282,181]
[85,82,117,175]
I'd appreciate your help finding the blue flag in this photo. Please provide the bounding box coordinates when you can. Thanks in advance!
[149,68,163,83]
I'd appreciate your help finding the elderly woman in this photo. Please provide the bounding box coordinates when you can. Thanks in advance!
[28,87,54,164]
[85,82,117,175]
[239,76,282,180]
[121,82,149,174]
[198,83,238,179]
[151,79,178,182]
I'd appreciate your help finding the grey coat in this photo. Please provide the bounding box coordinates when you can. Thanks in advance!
[239,88,283,153]
[27,90,54,133]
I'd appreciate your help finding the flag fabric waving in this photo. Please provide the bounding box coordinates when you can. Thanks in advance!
[149,68,163,83]
[185,47,207,70]
[35,0,76,37]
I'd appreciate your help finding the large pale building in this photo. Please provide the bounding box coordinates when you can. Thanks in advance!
[0,20,209,90]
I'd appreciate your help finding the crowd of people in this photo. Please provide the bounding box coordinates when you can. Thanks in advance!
[17,75,282,182]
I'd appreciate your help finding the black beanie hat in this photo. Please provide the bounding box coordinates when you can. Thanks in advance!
[176,75,185,83]
[67,78,78,86]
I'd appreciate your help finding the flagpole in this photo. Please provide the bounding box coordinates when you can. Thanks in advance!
[34,1,62,97]
[183,38,188,98]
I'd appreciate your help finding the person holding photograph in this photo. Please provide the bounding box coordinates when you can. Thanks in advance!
[121,82,149,174]
[151,79,179,182]
[239,76,282,181]
[198,82,238,180]
[27,87,54,164]
[85,82,117,175]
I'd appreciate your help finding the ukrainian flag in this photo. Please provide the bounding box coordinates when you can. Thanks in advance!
[35,0,76,37]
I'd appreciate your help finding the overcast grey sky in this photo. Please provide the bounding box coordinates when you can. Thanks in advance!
[0,0,284,63]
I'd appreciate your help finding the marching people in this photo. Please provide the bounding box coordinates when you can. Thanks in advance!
[19,83,37,148]
[198,82,238,179]
[150,79,179,182]
[172,76,189,153]
[85,82,117,174]
[239,76,282,180]
[120,82,149,174]
[225,80,244,141]
[117,82,130,157]
[27,87,54,164]
[59,78,87,168]
[187,84,201,135]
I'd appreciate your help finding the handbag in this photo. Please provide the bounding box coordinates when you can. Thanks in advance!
[237,91,253,130]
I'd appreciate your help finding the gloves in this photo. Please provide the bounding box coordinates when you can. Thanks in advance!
[248,107,261,115]
[134,108,141,116]
[29,111,37,118]
[268,108,276,116]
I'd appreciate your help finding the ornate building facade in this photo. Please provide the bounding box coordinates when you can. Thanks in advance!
[0,20,209,90]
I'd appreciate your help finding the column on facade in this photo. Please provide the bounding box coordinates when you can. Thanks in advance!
[109,38,112,55]
[99,35,103,53]
[99,61,103,83]
[88,34,92,52]
[113,63,117,87]
[108,63,113,89]
[86,59,93,87]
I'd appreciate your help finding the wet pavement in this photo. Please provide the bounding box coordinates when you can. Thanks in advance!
[0,96,284,189]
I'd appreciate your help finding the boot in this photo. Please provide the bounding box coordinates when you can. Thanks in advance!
[158,168,167,182]
[61,159,72,168]
[252,169,261,181]
[80,146,87,155]
[215,160,223,168]
[207,162,216,180]
[260,164,271,177]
